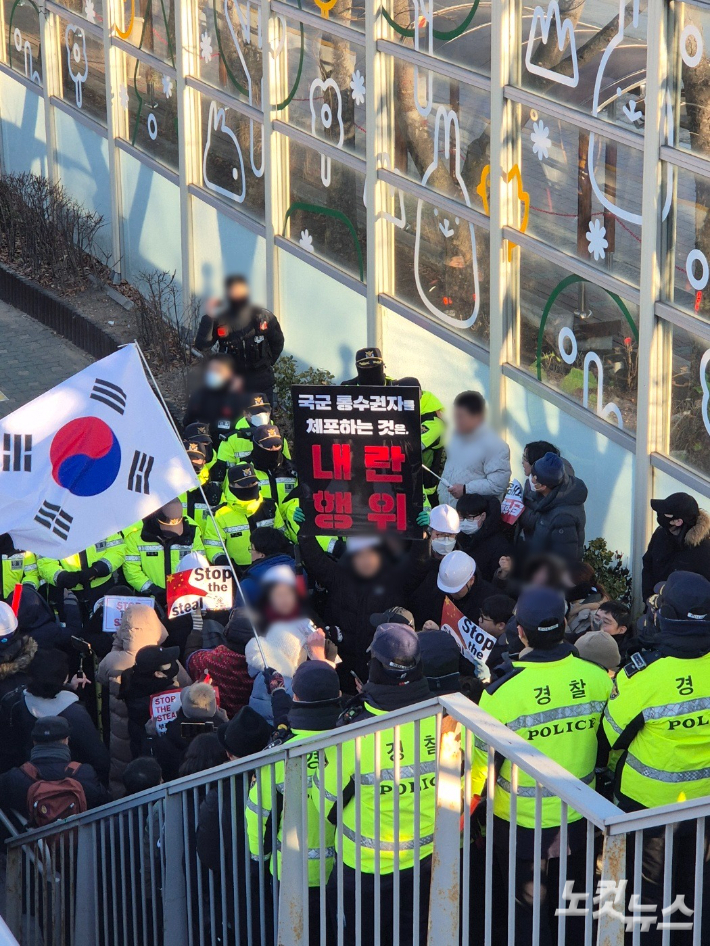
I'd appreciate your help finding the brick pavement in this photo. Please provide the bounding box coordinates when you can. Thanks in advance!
[0,300,93,418]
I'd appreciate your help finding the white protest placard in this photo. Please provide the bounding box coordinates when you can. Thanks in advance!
[440,597,498,665]
[150,688,182,734]
[166,566,234,620]
[102,595,155,633]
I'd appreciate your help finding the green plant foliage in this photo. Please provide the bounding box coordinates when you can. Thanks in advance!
[272,354,335,443]
[583,537,632,604]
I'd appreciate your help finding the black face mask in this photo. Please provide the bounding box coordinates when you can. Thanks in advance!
[657,513,679,532]
[357,364,386,386]
[233,485,261,503]
[251,445,282,472]
[228,297,250,323]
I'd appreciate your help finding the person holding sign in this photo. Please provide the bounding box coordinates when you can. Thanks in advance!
[203,464,286,570]
[471,587,612,946]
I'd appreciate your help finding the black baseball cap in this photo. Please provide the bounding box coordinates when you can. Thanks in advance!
[650,492,699,524]
[32,716,70,744]
[368,622,420,671]
[369,606,415,629]
[135,645,180,673]
[227,463,260,490]
[515,587,566,634]
[245,393,271,413]
[355,347,384,367]
[252,425,283,450]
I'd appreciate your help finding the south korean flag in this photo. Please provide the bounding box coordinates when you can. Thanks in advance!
[0,344,197,557]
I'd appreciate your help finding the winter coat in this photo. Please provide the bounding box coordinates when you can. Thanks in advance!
[517,458,576,543]
[298,536,427,690]
[457,497,513,582]
[120,667,190,760]
[96,605,170,798]
[3,688,110,783]
[16,586,78,650]
[521,472,588,563]
[641,510,710,599]
[153,708,227,781]
[187,645,252,719]
[406,542,495,631]
[0,636,38,773]
[565,593,605,643]
[0,744,110,816]
[438,424,511,504]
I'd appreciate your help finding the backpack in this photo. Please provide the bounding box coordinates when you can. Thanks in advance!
[20,762,88,826]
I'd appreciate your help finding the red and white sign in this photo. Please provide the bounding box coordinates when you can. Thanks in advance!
[166,566,234,620]
[440,597,497,665]
[501,482,525,525]
[149,688,182,734]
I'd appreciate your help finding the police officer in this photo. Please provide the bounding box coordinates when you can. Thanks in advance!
[341,347,395,386]
[123,499,205,601]
[38,535,125,610]
[313,623,436,946]
[194,275,284,404]
[179,439,224,535]
[398,377,446,502]
[472,587,612,946]
[217,393,292,471]
[246,661,341,946]
[603,570,710,942]
[202,464,285,570]
[247,426,299,532]
[0,533,39,599]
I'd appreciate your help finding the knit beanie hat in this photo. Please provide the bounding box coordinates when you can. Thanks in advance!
[532,452,565,488]
[292,661,340,703]
[181,682,217,720]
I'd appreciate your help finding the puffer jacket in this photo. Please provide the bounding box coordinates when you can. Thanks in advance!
[641,510,710,599]
[96,605,169,798]
[0,635,38,773]
[522,472,588,563]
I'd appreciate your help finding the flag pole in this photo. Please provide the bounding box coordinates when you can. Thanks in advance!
[133,342,268,668]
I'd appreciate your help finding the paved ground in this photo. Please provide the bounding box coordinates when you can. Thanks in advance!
[0,300,93,418]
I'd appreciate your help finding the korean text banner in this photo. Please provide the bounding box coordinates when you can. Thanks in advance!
[291,385,423,539]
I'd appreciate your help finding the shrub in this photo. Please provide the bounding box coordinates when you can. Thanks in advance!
[583,537,632,603]
[272,354,334,443]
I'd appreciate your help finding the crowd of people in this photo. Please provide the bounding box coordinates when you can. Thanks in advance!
[1,273,710,945]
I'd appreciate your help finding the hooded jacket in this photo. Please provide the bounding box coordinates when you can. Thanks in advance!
[457,496,513,582]
[522,472,588,563]
[0,635,38,773]
[97,605,171,797]
[16,586,79,650]
[641,510,710,600]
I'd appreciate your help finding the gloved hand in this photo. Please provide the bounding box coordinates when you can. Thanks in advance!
[90,560,111,579]
[146,584,164,598]
[55,571,77,590]
[293,507,306,525]
[264,668,285,693]
[416,510,430,527]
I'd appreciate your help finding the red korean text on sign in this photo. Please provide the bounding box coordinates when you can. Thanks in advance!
[364,445,406,483]
[368,492,407,530]
[312,444,352,480]
[314,491,353,530]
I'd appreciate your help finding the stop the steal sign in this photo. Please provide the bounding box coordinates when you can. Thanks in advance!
[440,597,497,665]
[166,566,234,619]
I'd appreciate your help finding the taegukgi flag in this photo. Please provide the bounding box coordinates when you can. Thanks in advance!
[0,344,197,557]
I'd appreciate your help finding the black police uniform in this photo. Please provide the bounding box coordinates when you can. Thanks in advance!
[194,304,285,402]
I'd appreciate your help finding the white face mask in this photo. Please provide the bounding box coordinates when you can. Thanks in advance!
[250,412,271,427]
[460,519,480,535]
[205,371,226,390]
[432,536,456,555]
[527,473,536,490]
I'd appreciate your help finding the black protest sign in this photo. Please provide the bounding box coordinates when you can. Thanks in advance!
[291,385,423,539]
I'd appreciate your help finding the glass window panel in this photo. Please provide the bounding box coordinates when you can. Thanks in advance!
[199,93,265,221]
[673,2,710,160]
[198,0,260,105]
[277,22,365,158]
[668,322,710,480]
[275,0,364,33]
[391,190,490,346]
[385,0,491,74]
[55,0,103,24]
[518,105,642,286]
[121,52,179,170]
[59,18,106,125]
[389,61,489,214]
[284,138,366,280]
[668,165,710,322]
[112,0,175,66]
[517,250,639,432]
[6,0,43,85]
[518,0,647,135]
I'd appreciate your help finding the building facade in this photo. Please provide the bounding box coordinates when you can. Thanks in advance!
[1,0,709,580]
